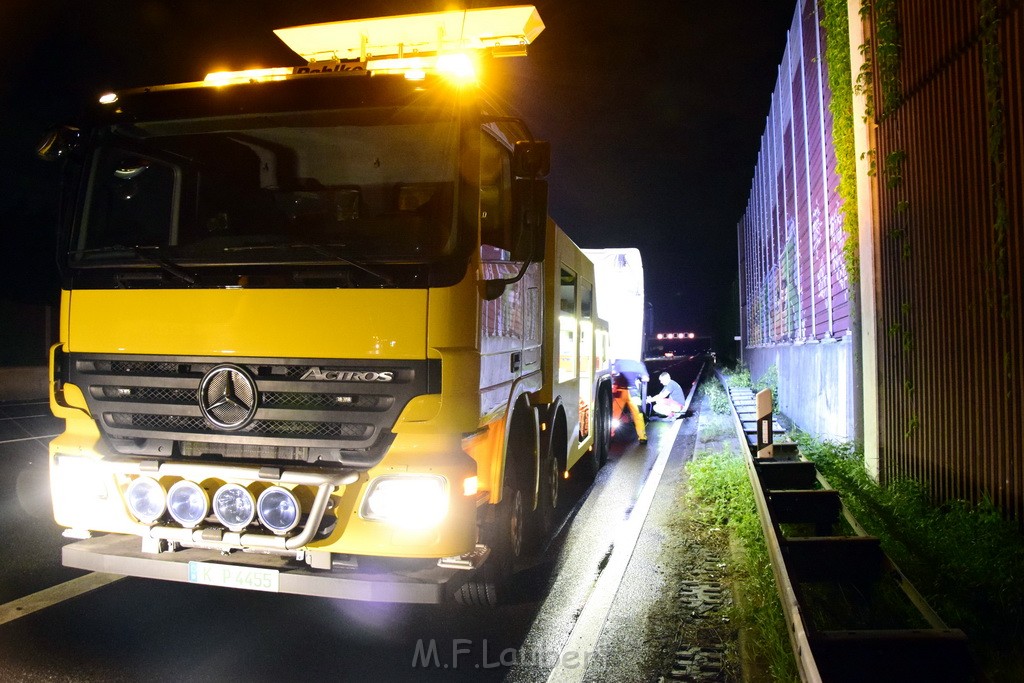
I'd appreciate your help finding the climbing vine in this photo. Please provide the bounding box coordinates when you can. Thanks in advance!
[820,0,859,285]
[856,0,918,438]
[980,0,1010,318]
[979,0,1014,400]
[873,0,902,118]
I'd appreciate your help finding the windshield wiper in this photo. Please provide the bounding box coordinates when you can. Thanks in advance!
[70,245,196,285]
[223,242,394,286]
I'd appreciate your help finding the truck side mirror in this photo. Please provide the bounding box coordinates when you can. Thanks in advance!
[510,140,550,262]
[36,126,81,162]
[510,178,547,262]
[512,140,550,178]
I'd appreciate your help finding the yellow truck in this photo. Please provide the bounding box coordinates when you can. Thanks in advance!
[39,6,613,606]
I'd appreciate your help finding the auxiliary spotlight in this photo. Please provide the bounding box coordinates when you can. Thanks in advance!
[125,476,166,524]
[212,483,256,531]
[256,486,301,534]
[167,480,210,528]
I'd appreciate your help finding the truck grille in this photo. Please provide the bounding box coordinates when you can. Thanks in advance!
[70,354,439,468]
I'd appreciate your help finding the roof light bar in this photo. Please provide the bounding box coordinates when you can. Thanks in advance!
[203,6,543,86]
[274,5,543,64]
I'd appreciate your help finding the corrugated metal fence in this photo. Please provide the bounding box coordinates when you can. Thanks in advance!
[869,0,1023,520]
[738,0,852,348]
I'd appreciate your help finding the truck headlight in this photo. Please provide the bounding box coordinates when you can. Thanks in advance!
[167,480,209,528]
[257,486,300,534]
[212,483,255,531]
[54,455,108,502]
[361,475,448,528]
[126,476,166,524]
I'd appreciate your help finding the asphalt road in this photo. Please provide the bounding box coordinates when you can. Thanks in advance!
[0,358,702,681]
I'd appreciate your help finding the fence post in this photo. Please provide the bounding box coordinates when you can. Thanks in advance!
[756,388,774,458]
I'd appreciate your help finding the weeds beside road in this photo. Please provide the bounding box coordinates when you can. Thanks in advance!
[647,390,798,682]
[705,366,1024,681]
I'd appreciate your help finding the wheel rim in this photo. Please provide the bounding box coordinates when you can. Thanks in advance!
[548,457,560,509]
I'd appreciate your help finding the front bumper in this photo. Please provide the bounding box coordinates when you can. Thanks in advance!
[63,534,484,604]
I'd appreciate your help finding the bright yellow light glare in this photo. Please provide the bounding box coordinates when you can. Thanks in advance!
[367,56,428,73]
[203,67,293,87]
[436,53,477,82]
[404,69,427,81]
[462,476,479,496]
[98,92,118,105]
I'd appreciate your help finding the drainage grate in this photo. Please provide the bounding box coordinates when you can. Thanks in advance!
[677,581,725,615]
[662,553,733,682]
[661,645,727,682]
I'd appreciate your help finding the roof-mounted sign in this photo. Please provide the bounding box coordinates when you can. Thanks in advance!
[273,5,544,64]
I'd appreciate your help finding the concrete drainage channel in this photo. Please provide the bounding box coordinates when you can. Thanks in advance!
[719,372,974,682]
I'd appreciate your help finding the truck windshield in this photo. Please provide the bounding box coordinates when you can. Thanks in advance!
[70,107,459,269]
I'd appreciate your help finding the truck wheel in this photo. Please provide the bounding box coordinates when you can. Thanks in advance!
[454,478,524,607]
[533,445,560,543]
[580,387,611,480]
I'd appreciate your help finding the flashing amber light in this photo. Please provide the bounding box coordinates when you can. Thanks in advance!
[204,67,293,87]
[463,476,479,496]
[436,52,476,82]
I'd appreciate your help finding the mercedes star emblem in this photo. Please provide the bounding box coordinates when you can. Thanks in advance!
[198,364,258,431]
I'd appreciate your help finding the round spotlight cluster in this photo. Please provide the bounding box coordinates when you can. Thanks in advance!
[125,478,303,535]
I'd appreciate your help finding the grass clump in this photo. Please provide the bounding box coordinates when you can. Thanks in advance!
[721,365,780,413]
[700,380,731,415]
[687,449,798,681]
[798,435,1024,679]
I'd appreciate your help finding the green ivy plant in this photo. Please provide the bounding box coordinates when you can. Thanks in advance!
[980,0,1010,321]
[821,0,860,286]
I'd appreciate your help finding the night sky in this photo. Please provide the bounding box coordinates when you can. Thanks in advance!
[0,0,794,344]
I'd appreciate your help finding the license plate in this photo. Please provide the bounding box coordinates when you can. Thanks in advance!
[187,561,280,593]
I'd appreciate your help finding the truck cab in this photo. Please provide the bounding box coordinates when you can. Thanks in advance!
[41,6,612,605]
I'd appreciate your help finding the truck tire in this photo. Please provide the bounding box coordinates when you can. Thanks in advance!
[597,386,612,466]
[533,440,561,546]
[454,477,524,607]
[583,385,612,478]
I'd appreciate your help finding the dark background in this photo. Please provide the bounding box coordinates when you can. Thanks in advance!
[0,0,794,359]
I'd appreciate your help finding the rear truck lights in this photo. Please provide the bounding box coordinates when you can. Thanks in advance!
[257,486,301,534]
[167,480,210,528]
[212,483,257,531]
[361,475,449,529]
[126,476,167,524]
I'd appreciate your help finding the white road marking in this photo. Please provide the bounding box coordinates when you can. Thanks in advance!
[0,434,60,445]
[546,418,683,683]
[0,573,125,626]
